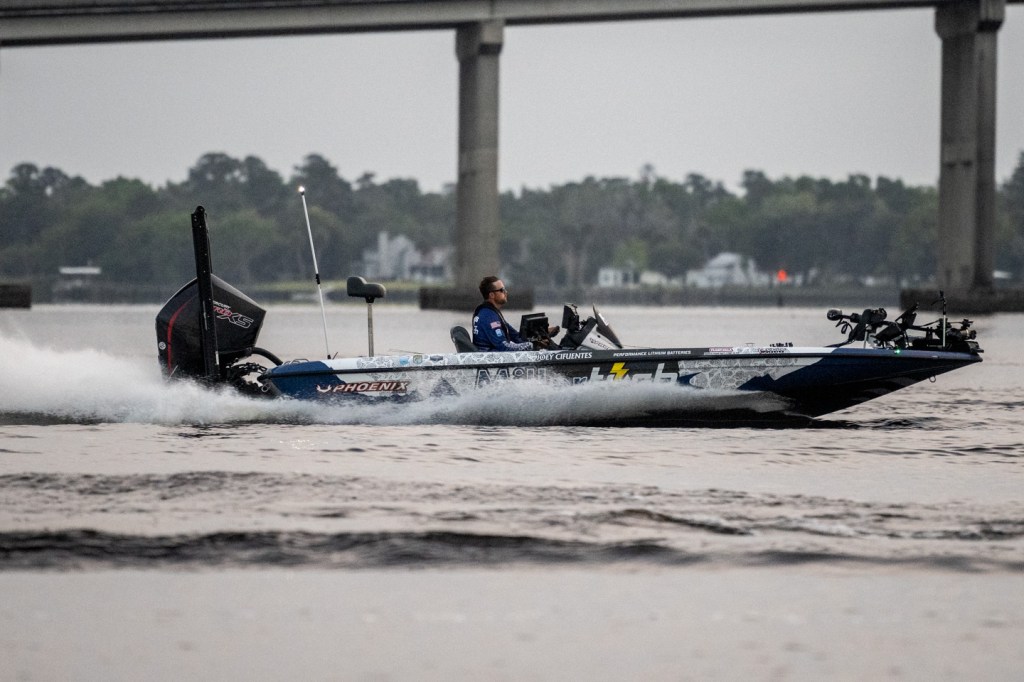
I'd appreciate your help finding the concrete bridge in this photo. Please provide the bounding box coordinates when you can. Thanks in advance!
[1,0,1018,301]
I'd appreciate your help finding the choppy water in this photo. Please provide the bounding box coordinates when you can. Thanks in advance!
[1,304,1021,573]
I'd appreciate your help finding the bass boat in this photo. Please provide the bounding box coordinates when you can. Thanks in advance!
[156,207,982,425]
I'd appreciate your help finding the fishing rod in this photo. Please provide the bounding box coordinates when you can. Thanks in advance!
[298,186,332,358]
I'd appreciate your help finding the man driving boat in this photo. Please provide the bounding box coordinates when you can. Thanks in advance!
[472,276,556,351]
[472,276,532,351]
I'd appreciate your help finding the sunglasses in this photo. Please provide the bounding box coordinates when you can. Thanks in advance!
[490,287,507,294]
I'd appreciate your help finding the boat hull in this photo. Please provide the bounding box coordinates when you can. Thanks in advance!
[261,345,981,424]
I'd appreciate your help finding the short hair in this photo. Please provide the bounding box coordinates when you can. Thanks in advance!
[479,275,500,299]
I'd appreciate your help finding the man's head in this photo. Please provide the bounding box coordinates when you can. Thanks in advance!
[479,275,508,308]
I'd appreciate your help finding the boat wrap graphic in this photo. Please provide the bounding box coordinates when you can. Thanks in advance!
[262,346,979,417]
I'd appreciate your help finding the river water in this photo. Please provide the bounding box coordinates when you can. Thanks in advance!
[1,304,1022,680]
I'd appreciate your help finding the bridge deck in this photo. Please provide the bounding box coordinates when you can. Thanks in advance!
[0,0,980,46]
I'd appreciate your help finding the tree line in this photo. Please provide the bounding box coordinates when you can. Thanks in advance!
[2,151,1023,291]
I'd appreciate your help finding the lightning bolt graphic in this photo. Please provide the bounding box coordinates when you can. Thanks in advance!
[609,362,629,380]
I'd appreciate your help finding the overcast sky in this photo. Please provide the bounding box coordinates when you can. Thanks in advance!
[1,7,1022,194]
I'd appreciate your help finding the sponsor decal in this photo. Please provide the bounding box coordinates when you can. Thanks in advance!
[212,301,254,329]
[316,380,409,394]
[607,362,630,380]
[725,346,788,355]
[611,350,671,358]
[587,362,679,383]
[552,351,593,361]
[708,347,733,353]
[475,366,550,386]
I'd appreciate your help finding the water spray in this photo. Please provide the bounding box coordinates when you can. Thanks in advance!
[298,186,332,358]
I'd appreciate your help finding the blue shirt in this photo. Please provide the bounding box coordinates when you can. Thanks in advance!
[472,303,533,352]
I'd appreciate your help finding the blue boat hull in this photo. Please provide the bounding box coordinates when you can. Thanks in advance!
[262,345,980,424]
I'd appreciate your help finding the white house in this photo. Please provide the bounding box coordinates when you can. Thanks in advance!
[597,266,639,288]
[361,232,452,283]
[597,267,677,288]
[685,252,771,288]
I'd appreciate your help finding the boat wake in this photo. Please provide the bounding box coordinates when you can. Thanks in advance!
[4,527,1018,572]
[3,472,1022,571]
[0,333,797,427]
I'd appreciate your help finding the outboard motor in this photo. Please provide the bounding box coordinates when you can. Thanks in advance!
[156,275,267,381]
[156,206,280,391]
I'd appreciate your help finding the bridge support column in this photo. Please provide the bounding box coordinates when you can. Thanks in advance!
[454,20,503,290]
[935,0,1004,293]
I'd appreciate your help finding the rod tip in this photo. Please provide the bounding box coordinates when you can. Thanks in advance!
[298,185,306,195]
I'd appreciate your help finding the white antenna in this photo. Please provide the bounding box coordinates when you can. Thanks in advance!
[298,186,331,358]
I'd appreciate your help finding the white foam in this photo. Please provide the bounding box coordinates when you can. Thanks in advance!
[0,333,256,424]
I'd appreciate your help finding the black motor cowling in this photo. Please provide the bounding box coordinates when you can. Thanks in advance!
[156,275,266,381]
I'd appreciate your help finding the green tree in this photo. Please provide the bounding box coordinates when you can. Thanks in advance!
[0,164,89,275]
[101,210,191,285]
[291,154,354,219]
[207,209,281,284]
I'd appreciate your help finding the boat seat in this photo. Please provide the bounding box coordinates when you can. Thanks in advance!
[450,326,477,353]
